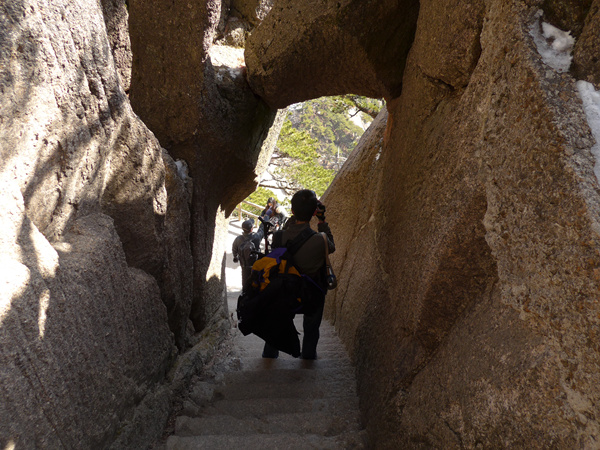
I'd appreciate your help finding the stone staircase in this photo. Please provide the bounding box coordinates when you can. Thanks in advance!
[163,312,368,449]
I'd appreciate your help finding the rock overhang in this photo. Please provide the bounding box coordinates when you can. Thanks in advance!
[244,0,420,109]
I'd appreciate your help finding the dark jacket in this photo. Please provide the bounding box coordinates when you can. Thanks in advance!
[232,225,264,267]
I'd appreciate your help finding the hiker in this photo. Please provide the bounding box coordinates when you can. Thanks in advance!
[260,197,274,218]
[261,197,288,230]
[232,219,264,292]
[261,189,335,360]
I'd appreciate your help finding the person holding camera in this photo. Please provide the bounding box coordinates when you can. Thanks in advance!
[261,197,288,230]
[262,189,335,360]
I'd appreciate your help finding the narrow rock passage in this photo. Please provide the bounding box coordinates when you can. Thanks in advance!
[163,220,367,449]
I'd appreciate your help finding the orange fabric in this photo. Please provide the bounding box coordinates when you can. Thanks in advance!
[251,256,301,291]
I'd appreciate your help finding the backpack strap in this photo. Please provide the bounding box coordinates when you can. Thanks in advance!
[271,227,316,275]
[286,227,317,256]
[272,228,315,253]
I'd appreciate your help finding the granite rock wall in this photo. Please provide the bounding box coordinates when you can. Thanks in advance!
[0,0,277,447]
[128,0,282,333]
[246,0,600,446]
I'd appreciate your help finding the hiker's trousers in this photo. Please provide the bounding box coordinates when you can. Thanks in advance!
[262,300,324,359]
[300,301,324,359]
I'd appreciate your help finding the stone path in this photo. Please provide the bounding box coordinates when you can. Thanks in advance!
[162,219,367,449]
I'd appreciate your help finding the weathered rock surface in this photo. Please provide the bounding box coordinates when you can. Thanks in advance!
[0,205,174,448]
[0,0,194,350]
[129,0,283,334]
[230,0,274,28]
[572,0,600,87]
[216,0,274,47]
[100,0,132,92]
[245,0,420,108]
[1,0,276,447]
[0,0,196,446]
[247,0,600,447]
[160,293,367,449]
[322,107,388,358]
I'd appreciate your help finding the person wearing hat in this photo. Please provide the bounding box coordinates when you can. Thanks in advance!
[232,218,264,291]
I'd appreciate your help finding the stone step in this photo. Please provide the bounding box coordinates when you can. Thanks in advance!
[159,315,367,449]
[212,379,355,401]
[222,366,356,385]
[234,324,344,341]
[174,409,362,436]
[237,356,354,372]
[183,368,356,408]
[235,350,351,364]
[235,324,344,339]
[181,396,360,419]
[166,431,368,450]
[235,339,348,352]
[235,332,345,345]
[233,340,350,357]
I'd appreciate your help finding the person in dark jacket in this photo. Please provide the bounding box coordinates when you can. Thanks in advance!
[232,219,264,292]
[261,197,288,230]
[262,189,335,360]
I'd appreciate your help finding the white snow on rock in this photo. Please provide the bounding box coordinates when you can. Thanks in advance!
[175,159,189,180]
[529,12,575,73]
[208,45,245,82]
[209,45,245,68]
[576,81,600,185]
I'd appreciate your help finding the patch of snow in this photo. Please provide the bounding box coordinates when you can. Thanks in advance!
[227,67,243,78]
[175,159,189,180]
[208,45,245,68]
[576,81,600,185]
[529,12,575,73]
[374,148,382,162]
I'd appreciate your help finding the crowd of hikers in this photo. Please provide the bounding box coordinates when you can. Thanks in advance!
[231,190,335,359]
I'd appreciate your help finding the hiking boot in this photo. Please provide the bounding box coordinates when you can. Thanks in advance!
[262,343,279,358]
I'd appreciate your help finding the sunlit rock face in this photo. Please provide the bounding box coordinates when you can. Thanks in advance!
[0,0,193,349]
[0,209,175,448]
[0,0,280,447]
[245,0,600,447]
[0,0,187,446]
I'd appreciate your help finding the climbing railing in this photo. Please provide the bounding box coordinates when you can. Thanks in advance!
[235,200,263,221]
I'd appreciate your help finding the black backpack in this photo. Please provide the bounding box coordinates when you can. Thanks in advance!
[238,236,257,267]
[236,228,324,357]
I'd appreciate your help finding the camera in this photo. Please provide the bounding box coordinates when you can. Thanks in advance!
[258,215,274,236]
[314,201,326,221]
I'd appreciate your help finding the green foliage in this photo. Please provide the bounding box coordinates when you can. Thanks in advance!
[287,95,383,161]
[277,121,319,162]
[250,95,383,201]
[279,160,335,198]
[289,97,363,160]
[275,119,336,197]
[244,187,277,217]
[330,95,383,119]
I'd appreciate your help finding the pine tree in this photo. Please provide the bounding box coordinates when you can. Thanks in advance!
[248,95,383,202]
